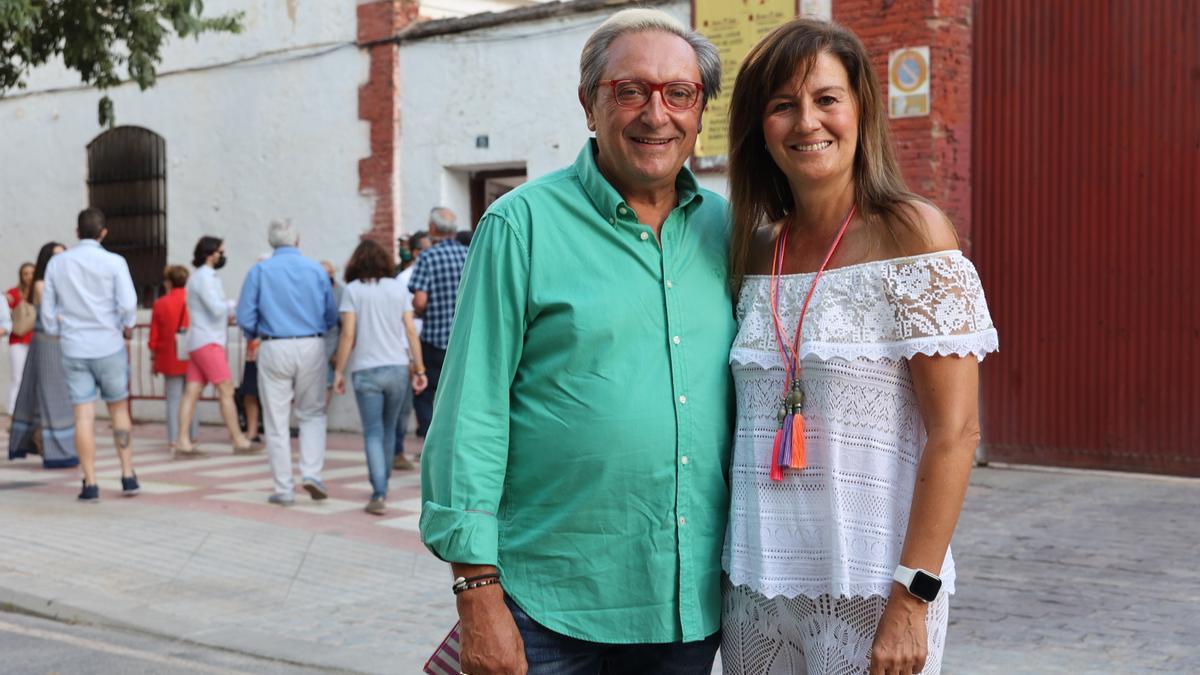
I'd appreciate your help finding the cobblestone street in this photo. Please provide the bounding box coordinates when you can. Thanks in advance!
[1,420,1197,673]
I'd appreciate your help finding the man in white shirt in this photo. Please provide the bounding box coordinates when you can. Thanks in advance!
[42,209,140,502]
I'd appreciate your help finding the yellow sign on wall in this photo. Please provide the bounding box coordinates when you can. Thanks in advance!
[693,0,799,169]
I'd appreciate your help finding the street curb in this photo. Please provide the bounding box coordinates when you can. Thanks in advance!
[0,583,367,674]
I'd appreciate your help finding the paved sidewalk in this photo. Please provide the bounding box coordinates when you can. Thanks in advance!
[1,419,1198,673]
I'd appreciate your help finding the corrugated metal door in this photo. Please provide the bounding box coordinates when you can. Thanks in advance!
[974,1,1200,476]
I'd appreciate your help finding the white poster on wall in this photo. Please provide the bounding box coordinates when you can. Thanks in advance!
[800,0,832,19]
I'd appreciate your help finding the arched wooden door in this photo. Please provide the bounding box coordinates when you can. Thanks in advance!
[87,126,167,308]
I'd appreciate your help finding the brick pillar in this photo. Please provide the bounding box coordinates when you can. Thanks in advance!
[835,0,974,250]
[357,1,419,251]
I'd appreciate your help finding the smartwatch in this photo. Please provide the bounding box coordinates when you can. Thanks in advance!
[893,565,942,603]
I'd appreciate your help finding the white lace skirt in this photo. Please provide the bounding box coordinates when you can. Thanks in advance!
[721,580,948,675]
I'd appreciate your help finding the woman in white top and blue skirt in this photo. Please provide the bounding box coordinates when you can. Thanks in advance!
[175,236,255,456]
[333,239,426,516]
[720,19,998,675]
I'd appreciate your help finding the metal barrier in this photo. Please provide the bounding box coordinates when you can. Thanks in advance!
[128,323,246,402]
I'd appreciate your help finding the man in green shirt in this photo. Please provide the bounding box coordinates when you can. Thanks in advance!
[420,9,735,674]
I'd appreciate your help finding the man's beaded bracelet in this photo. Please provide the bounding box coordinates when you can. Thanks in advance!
[452,574,501,595]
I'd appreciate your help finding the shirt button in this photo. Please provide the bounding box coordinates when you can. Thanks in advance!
[666,280,673,289]
[681,456,689,465]
[678,395,687,404]
[679,517,686,526]
[672,336,681,345]
[639,232,649,241]
[608,217,615,224]
[618,206,627,215]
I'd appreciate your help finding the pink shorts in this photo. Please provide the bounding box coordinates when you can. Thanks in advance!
[186,343,232,385]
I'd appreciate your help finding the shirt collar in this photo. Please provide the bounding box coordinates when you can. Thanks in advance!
[76,239,103,250]
[272,246,300,256]
[573,139,704,228]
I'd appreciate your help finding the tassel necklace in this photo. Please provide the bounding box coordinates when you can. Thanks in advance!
[767,203,857,481]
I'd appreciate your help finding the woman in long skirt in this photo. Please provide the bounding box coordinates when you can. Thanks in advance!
[8,241,78,468]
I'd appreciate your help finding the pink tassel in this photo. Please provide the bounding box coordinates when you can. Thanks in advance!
[770,428,785,481]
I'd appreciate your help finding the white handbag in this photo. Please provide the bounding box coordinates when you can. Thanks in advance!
[174,306,190,362]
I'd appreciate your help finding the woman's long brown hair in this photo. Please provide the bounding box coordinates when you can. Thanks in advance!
[727,18,933,296]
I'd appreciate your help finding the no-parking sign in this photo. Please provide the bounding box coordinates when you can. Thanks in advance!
[888,46,930,118]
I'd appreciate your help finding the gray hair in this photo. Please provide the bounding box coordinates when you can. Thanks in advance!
[267,220,299,248]
[579,8,721,109]
[428,207,457,235]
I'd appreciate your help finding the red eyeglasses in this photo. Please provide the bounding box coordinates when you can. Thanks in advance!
[598,79,704,111]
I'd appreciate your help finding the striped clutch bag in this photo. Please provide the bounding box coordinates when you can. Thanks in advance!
[423,622,462,675]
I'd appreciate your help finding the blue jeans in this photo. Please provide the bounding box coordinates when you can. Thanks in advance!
[352,365,406,500]
[505,596,720,675]
[393,368,415,457]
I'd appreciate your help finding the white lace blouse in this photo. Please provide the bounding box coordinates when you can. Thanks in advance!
[723,250,998,600]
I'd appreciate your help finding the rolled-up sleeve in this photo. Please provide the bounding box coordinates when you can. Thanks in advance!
[419,213,529,566]
[236,266,261,337]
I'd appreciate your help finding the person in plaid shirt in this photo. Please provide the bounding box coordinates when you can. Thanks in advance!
[407,207,466,437]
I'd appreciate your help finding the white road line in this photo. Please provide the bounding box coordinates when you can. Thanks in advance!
[0,619,250,674]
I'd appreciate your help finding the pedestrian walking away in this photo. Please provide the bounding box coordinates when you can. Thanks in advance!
[420,9,734,674]
[147,265,199,451]
[5,261,35,415]
[332,239,427,516]
[406,207,466,439]
[175,237,254,457]
[236,220,337,507]
[7,242,77,469]
[392,229,430,469]
[719,18,998,675]
[40,210,139,501]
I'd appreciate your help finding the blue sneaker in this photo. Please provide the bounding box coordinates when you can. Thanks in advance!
[77,481,99,502]
[301,478,328,501]
[267,493,295,507]
[121,473,140,496]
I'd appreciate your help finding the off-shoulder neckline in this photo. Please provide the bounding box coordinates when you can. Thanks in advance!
[742,249,964,281]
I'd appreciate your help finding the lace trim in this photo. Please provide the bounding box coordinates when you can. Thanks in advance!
[724,567,958,601]
[729,329,999,367]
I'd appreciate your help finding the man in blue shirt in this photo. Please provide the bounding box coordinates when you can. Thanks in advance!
[406,206,466,438]
[42,209,139,502]
[236,220,337,506]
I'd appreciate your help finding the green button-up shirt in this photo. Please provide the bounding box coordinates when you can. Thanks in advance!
[420,141,735,644]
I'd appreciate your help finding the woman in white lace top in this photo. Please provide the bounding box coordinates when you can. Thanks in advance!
[719,19,998,675]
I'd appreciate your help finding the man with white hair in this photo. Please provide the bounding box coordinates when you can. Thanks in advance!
[406,206,465,439]
[420,8,732,673]
[236,221,337,506]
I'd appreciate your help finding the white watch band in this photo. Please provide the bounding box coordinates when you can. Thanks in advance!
[893,564,918,588]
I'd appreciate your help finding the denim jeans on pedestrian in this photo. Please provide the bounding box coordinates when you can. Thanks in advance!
[504,595,720,675]
[352,365,407,500]
[393,373,415,458]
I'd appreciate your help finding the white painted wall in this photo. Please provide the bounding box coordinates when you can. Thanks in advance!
[0,0,372,429]
[397,0,728,234]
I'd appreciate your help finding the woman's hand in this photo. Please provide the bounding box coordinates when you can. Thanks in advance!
[333,370,346,396]
[412,372,429,395]
[869,587,929,675]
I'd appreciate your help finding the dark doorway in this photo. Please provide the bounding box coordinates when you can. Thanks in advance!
[470,167,526,228]
[87,126,167,308]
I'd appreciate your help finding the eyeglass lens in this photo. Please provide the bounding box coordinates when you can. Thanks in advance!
[613,81,699,110]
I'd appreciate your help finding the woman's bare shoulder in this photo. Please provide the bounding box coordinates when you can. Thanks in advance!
[894,200,960,256]
[746,222,781,275]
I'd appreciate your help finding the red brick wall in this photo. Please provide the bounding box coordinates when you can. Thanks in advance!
[357,1,420,251]
[834,0,973,250]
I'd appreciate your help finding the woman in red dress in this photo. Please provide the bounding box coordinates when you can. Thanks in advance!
[148,265,197,449]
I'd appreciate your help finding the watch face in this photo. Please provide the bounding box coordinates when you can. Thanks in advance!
[910,570,942,602]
